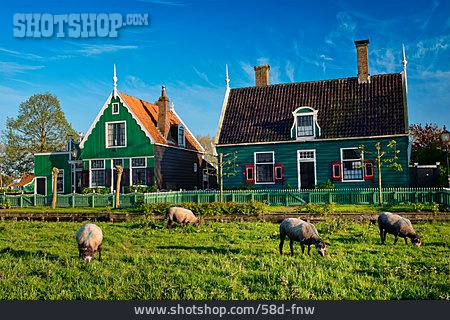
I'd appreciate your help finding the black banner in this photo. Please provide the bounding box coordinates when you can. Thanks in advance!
[0,300,447,320]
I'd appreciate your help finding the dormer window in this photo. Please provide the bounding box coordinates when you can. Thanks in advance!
[178,125,185,147]
[112,103,119,115]
[291,106,320,140]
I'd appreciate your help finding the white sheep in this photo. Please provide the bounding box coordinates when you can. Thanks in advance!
[378,212,421,246]
[279,218,326,256]
[76,223,103,262]
[166,207,200,229]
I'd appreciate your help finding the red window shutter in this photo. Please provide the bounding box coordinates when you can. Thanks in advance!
[331,161,342,181]
[245,165,255,184]
[364,160,375,180]
[274,164,284,183]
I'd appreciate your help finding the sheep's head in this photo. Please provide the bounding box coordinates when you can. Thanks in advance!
[194,218,200,227]
[412,236,422,247]
[315,241,326,256]
[79,246,94,262]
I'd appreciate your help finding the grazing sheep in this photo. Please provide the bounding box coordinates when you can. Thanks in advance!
[166,207,200,229]
[378,212,421,246]
[279,218,326,256]
[76,223,103,262]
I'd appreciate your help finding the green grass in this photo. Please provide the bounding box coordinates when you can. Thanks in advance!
[0,219,448,300]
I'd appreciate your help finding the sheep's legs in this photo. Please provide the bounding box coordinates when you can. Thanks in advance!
[379,228,385,244]
[167,221,173,229]
[290,240,295,256]
[279,234,285,255]
[404,237,408,245]
[307,245,311,255]
[394,235,399,245]
[300,244,305,254]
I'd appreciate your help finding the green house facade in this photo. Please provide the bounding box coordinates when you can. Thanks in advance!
[215,40,411,190]
[34,68,216,194]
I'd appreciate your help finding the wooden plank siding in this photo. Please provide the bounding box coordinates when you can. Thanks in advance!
[80,97,155,160]
[154,145,204,190]
[34,153,72,195]
[216,136,410,189]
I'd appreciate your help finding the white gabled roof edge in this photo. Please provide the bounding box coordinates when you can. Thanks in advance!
[80,92,155,149]
[213,86,230,145]
[171,108,205,153]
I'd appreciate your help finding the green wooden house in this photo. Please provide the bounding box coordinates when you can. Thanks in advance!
[215,40,411,189]
[34,67,216,195]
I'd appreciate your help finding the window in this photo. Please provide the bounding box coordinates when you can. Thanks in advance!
[341,148,364,181]
[255,152,274,183]
[178,125,185,147]
[53,169,64,193]
[332,161,342,180]
[112,103,119,115]
[132,157,146,185]
[193,163,198,173]
[113,159,123,167]
[291,107,321,140]
[107,122,126,147]
[297,115,314,137]
[91,160,105,187]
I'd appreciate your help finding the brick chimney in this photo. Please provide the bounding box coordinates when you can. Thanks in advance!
[354,39,370,83]
[156,86,171,139]
[254,65,270,86]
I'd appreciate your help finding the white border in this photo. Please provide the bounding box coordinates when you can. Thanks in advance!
[297,149,317,190]
[340,147,364,182]
[90,159,105,188]
[254,151,275,184]
[131,157,147,186]
[34,176,47,196]
[105,120,127,149]
[290,106,321,141]
[214,87,231,145]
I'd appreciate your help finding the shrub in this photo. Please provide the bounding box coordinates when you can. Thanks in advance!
[316,179,336,189]
[137,201,268,216]
[297,202,336,215]
[0,199,11,209]
[413,203,424,212]
[124,185,158,193]
[81,187,111,194]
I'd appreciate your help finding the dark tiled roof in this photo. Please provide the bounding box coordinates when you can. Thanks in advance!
[218,74,406,144]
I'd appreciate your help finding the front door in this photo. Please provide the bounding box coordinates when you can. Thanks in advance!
[298,150,316,189]
[36,178,46,195]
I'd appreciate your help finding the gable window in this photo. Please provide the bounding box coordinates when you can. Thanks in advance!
[341,148,364,181]
[297,115,314,137]
[255,152,274,183]
[91,160,105,187]
[107,121,126,147]
[112,103,119,115]
[178,125,185,147]
[291,107,321,140]
[131,157,146,185]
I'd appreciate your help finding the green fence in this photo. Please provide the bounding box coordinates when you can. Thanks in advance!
[1,188,449,208]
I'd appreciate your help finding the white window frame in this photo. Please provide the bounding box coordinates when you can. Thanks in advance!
[112,102,119,115]
[111,158,124,192]
[246,166,254,181]
[290,106,321,140]
[297,150,317,190]
[51,169,65,194]
[340,147,364,182]
[193,162,198,173]
[105,121,127,148]
[131,157,147,186]
[90,159,105,187]
[178,125,185,147]
[254,151,275,184]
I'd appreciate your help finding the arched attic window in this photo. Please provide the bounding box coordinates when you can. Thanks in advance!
[290,106,321,140]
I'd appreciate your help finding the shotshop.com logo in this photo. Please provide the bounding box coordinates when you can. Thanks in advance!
[13,13,149,38]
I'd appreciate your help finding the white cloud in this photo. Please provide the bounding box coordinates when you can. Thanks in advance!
[325,11,357,46]
[192,66,217,87]
[285,61,295,82]
[413,35,450,59]
[139,0,188,6]
[73,44,138,56]
[371,48,397,74]
[0,62,44,75]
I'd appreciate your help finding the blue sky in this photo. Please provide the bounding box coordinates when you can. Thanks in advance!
[0,0,449,138]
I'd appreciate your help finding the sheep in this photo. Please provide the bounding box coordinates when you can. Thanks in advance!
[279,218,326,256]
[166,207,200,229]
[76,223,103,262]
[377,212,421,246]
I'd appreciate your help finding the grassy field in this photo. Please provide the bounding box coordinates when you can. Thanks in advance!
[0,218,448,300]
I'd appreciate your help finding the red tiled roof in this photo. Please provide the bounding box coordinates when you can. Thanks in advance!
[9,173,34,187]
[218,74,407,144]
[120,92,203,152]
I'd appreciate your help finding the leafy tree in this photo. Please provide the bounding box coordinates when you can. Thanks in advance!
[359,140,402,206]
[1,93,77,176]
[409,123,448,186]
[196,134,217,165]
